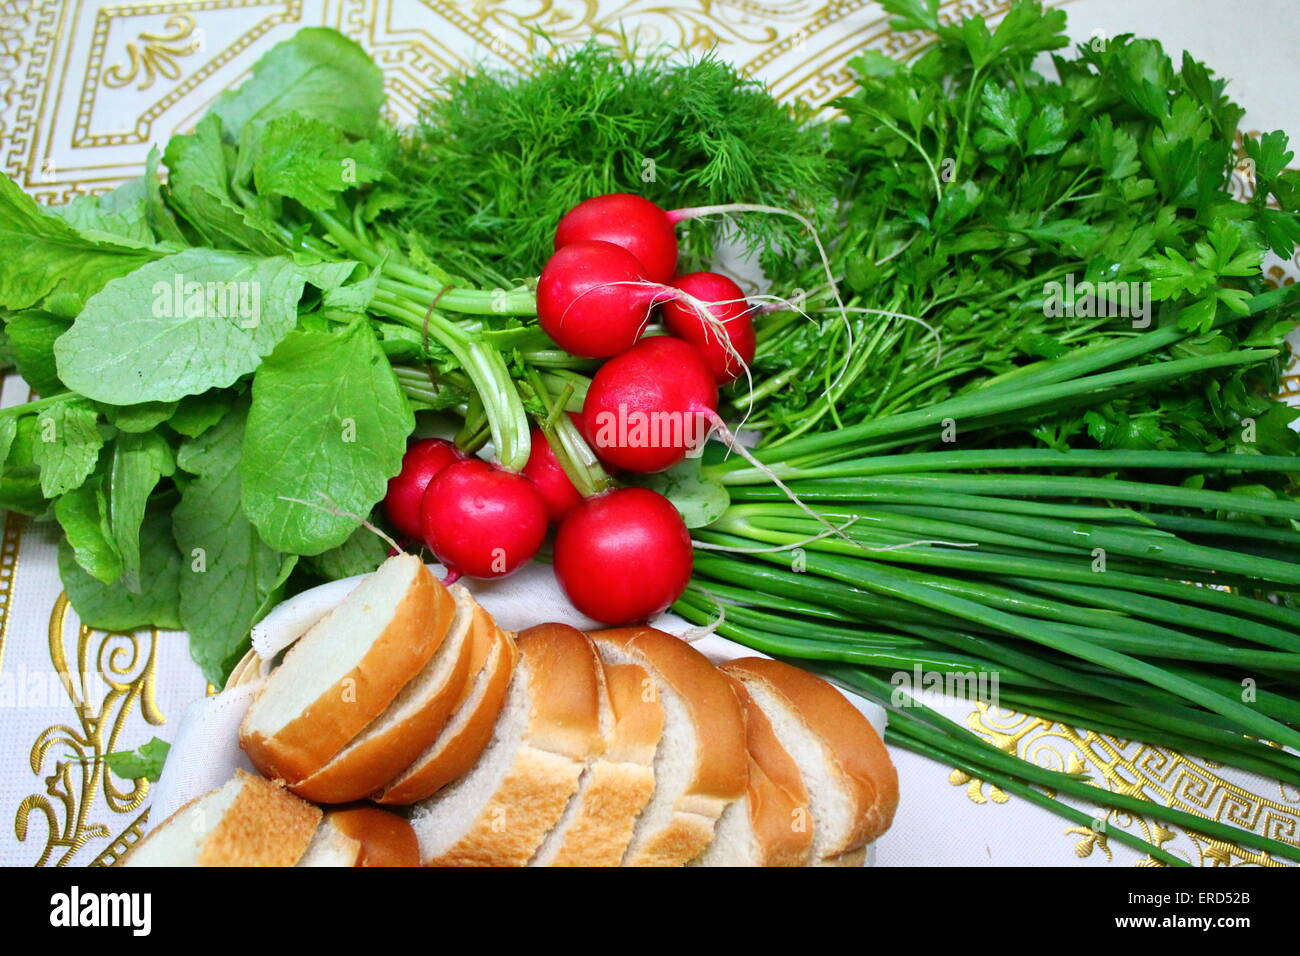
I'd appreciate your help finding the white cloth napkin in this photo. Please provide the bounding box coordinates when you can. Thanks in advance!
[149,561,888,865]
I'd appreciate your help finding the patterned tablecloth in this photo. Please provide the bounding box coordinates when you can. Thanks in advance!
[1,0,1298,868]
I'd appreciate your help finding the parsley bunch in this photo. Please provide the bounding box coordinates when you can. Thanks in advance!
[749,0,1300,461]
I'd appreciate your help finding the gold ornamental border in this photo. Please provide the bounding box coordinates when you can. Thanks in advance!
[13,594,164,867]
[1,0,1297,867]
[73,0,301,149]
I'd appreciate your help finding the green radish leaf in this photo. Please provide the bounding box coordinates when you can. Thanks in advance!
[55,249,316,405]
[101,401,178,434]
[144,146,187,243]
[59,510,182,631]
[306,523,390,580]
[31,398,103,497]
[242,319,413,555]
[628,455,731,529]
[322,268,380,316]
[162,115,282,255]
[252,114,385,212]
[168,391,234,440]
[0,175,161,311]
[0,416,17,467]
[48,178,156,246]
[5,311,71,397]
[209,27,384,141]
[105,737,170,782]
[0,415,48,515]
[54,475,123,585]
[174,403,295,685]
[109,432,174,593]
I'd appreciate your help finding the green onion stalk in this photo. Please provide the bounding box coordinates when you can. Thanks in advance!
[677,284,1300,862]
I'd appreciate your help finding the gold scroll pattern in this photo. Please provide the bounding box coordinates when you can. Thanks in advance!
[954,705,1300,866]
[13,592,164,867]
[102,12,201,91]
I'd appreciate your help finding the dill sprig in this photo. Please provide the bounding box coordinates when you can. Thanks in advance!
[394,41,836,281]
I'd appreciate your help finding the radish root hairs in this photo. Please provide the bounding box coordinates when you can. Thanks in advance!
[561,279,754,389]
[828,306,944,367]
[874,233,918,266]
[666,202,854,388]
[678,605,726,643]
[277,492,404,554]
[692,516,862,552]
[697,406,854,543]
[695,517,979,555]
[751,295,944,368]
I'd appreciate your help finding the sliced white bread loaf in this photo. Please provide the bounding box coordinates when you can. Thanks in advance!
[410,623,604,866]
[298,808,420,867]
[696,673,813,867]
[374,602,516,805]
[297,815,362,867]
[589,627,747,867]
[529,660,664,866]
[720,658,898,861]
[123,770,319,867]
[240,553,447,783]
[291,584,475,803]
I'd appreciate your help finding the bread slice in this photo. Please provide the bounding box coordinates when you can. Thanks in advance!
[817,847,868,867]
[374,603,516,805]
[297,816,362,867]
[123,770,319,867]
[298,808,420,867]
[330,807,420,867]
[529,660,664,866]
[589,627,747,866]
[410,623,604,866]
[696,674,812,867]
[240,554,448,783]
[720,658,898,860]
[290,584,475,803]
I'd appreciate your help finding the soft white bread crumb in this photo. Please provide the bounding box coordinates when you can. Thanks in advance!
[122,770,319,867]
[411,624,602,866]
[240,553,444,783]
[297,817,362,867]
[589,628,746,867]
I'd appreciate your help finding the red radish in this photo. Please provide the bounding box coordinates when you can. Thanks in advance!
[420,459,547,579]
[385,438,464,540]
[661,272,756,384]
[554,194,679,285]
[553,487,692,624]
[537,240,665,358]
[582,337,717,473]
[582,336,850,543]
[522,426,583,521]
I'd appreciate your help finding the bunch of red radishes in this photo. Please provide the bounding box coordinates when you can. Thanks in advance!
[384,193,756,625]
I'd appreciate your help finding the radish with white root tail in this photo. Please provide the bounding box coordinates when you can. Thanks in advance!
[581,336,718,474]
[549,193,853,378]
[384,438,465,540]
[522,426,583,522]
[553,487,693,624]
[536,240,664,358]
[661,271,756,384]
[419,458,548,581]
[582,337,859,541]
[554,193,678,285]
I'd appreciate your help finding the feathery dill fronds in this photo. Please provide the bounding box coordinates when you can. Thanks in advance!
[394,41,836,281]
